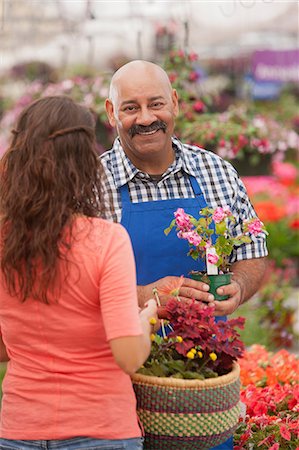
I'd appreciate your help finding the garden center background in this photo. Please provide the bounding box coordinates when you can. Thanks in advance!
[0,1,298,448]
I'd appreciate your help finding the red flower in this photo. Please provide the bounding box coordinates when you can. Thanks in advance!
[268,444,279,450]
[168,72,177,83]
[188,71,199,82]
[188,52,198,61]
[254,201,286,223]
[290,218,299,229]
[193,100,205,113]
[279,424,291,441]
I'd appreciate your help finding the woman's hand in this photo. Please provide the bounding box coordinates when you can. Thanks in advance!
[139,299,160,332]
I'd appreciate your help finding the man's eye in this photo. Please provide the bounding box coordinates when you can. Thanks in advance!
[124,105,138,112]
[151,102,164,108]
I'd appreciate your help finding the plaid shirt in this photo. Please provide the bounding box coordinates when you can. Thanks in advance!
[100,136,267,262]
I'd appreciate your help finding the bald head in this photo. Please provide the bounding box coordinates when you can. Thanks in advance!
[109,60,173,104]
[105,59,179,174]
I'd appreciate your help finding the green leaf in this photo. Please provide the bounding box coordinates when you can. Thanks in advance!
[164,219,176,236]
[180,371,205,379]
[167,359,186,373]
[171,372,184,379]
[216,221,226,235]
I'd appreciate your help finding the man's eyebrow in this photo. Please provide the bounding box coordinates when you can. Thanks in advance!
[120,96,165,107]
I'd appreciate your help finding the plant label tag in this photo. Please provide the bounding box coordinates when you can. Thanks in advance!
[206,247,219,275]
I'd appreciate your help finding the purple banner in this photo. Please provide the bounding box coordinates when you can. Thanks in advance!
[252,49,299,83]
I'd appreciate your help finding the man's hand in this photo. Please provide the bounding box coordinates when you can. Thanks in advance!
[137,276,214,308]
[211,279,242,316]
[213,257,268,316]
[137,257,268,316]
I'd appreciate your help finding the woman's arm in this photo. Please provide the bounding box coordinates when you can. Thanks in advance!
[109,299,158,376]
[0,335,9,362]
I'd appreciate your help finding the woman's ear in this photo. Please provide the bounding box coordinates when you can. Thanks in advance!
[105,99,116,127]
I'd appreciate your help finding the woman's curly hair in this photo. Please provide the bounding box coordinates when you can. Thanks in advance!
[0,95,107,303]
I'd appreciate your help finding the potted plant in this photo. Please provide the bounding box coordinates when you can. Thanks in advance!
[164,205,268,300]
[132,287,246,449]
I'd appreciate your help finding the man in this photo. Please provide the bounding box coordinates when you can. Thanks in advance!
[102,59,267,314]
[101,58,267,450]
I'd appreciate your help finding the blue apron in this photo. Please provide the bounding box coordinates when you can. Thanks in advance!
[120,174,232,450]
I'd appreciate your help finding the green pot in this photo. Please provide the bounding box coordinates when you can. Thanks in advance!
[190,272,232,301]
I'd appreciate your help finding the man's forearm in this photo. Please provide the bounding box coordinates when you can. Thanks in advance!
[231,257,268,305]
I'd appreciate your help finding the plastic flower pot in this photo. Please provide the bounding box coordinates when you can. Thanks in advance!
[190,272,232,301]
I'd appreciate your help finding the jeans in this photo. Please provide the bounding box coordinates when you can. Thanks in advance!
[0,437,144,450]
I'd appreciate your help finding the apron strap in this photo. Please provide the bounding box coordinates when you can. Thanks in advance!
[189,174,202,197]
[120,183,130,204]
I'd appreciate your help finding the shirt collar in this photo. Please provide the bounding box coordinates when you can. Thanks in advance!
[110,136,199,188]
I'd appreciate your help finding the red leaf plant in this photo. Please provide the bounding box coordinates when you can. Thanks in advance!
[138,295,245,380]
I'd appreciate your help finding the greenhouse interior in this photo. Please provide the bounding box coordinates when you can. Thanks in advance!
[0,1,298,449]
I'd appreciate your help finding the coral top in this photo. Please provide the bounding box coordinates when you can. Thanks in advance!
[0,217,143,439]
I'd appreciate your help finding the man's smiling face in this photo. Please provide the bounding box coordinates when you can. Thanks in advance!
[105,61,179,173]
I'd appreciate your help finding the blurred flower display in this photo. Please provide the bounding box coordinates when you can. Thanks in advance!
[242,162,299,268]
[0,76,112,156]
[161,49,299,174]
[235,345,299,449]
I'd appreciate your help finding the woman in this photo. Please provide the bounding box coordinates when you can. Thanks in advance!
[0,96,157,449]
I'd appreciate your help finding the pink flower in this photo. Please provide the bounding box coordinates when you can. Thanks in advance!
[272,161,297,184]
[268,444,279,450]
[207,253,219,265]
[246,218,264,236]
[193,100,205,113]
[179,231,202,246]
[279,424,291,441]
[188,52,198,61]
[189,71,199,82]
[212,207,226,223]
[174,208,192,231]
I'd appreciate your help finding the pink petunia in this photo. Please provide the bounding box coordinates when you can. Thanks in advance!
[247,219,264,236]
[212,207,226,223]
[180,231,202,246]
[174,208,192,231]
[207,253,219,265]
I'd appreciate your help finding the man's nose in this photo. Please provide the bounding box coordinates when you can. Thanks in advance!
[135,107,156,126]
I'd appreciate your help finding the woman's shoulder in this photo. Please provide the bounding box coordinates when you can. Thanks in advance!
[73,216,128,241]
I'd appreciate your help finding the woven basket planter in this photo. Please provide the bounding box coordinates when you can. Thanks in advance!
[132,362,240,450]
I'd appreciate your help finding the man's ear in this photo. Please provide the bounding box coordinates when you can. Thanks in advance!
[172,89,179,117]
[105,99,116,127]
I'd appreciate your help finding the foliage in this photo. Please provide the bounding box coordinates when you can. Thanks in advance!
[234,345,299,449]
[138,296,245,380]
[233,264,298,350]
[165,206,267,273]
[256,261,298,348]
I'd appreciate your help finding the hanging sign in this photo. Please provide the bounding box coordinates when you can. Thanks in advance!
[252,49,299,83]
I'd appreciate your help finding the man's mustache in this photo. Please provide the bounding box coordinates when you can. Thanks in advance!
[128,121,167,137]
